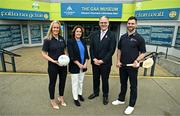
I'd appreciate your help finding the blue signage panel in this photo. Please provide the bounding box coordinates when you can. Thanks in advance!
[61,3,122,18]
[137,25,175,46]
[135,8,180,20]
[30,24,42,44]
[136,25,151,43]
[0,25,22,49]
[0,8,49,20]
[150,26,174,46]
[42,23,50,37]
[175,26,180,49]
[22,25,29,44]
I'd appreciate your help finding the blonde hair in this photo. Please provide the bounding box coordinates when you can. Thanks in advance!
[45,20,62,40]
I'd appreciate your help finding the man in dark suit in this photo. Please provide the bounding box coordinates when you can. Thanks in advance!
[88,16,116,105]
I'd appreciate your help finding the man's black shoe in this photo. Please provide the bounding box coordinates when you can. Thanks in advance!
[88,94,99,99]
[74,100,81,106]
[103,97,109,105]
[78,95,85,102]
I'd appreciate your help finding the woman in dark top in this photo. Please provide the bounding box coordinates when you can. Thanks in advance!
[42,20,67,109]
[67,25,89,107]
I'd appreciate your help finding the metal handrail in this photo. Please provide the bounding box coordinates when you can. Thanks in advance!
[0,49,21,57]
[0,49,21,72]
[143,52,158,76]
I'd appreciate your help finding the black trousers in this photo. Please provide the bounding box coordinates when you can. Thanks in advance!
[92,64,111,97]
[48,63,67,99]
[118,67,138,107]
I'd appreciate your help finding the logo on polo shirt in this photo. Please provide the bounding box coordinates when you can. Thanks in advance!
[58,39,63,42]
[130,38,137,42]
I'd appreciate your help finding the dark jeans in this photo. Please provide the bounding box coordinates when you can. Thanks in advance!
[48,63,67,99]
[118,67,138,107]
[92,64,111,97]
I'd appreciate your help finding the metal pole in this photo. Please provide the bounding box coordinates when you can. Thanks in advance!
[0,52,6,72]
[150,53,157,76]
[155,45,158,53]
[143,68,147,76]
[11,55,16,72]
[165,47,168,59]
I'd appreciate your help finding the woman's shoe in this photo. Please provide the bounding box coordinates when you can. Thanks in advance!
[57,97,67,107]
[50,100,59,110]
[74,100,81,106]
[78,95,85,102]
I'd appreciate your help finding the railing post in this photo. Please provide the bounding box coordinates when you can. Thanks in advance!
[150,53,157,76]
[0,52,6,72]
[0,49,21,72]
[143,68,147,76]
[165,47,168,59]
[11,55,16,72]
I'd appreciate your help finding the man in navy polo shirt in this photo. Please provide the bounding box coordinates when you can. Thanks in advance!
[112,16,146,115]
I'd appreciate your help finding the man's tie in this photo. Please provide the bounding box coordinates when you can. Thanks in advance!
[100,31,105,40]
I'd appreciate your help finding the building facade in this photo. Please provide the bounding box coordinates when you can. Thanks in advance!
[0,0,180,57]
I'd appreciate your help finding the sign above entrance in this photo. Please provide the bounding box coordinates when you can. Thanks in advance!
[135,8,180,20]
[61,3,122,18]
[0,8,49,20]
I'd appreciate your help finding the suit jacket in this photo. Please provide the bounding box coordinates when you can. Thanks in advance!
[90,30,116,66]
[67,38,89,73]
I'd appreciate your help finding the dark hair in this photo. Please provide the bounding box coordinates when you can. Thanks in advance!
[128,16,137,22]
[71,25,84,39]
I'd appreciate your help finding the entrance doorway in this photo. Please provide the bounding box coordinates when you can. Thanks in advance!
[65,21,120,45]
